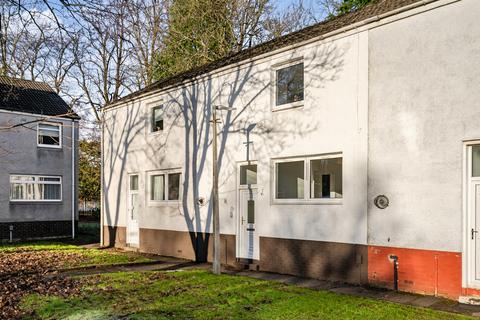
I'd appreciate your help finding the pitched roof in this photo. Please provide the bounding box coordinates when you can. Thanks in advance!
[0,76,80,119]
[107,0,428,108]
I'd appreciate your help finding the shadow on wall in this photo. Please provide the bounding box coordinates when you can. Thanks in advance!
[104,42,346,262]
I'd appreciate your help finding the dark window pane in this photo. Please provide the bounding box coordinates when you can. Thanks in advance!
[130,175,139,191]
[240,165,257,185]
[38,124,60,145]
[276,62,304,106]
[310,157,342,199]
[247,200,255,224]
[152,106,163,132]
[473,145,480,177]
[276,161,304,199]
[168,173,181,200]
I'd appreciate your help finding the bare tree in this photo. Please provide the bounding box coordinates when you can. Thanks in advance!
[72,0,135,122]
[126,0,170,88]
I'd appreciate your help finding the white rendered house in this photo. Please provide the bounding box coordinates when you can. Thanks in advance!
[102,0,480,301]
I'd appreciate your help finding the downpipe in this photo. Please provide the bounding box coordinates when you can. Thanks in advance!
[390,255,399,291]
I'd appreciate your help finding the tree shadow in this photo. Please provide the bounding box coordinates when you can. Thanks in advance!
[103,40,346,262]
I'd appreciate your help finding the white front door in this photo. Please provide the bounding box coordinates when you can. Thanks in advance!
[238,188,258,259]
[474,182,480,280]
[468,144,480,286]
[237,163,258,260]
[127,174,139,247]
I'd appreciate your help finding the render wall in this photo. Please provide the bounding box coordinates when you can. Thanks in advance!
[103,30,369,250]
[367,0,480,298]
[368,0,480,253]
[0,110,78,238]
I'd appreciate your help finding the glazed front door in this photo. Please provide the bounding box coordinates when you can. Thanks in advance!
[127,175,139,247]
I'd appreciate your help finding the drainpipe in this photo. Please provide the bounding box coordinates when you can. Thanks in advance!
[71,119,76,239]
[390,255,399,291]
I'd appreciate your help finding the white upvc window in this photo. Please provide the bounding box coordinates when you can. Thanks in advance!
[37,122,62,148]
[10,175,62,202]
[147,169,182,205]
[272,153,342,204]
[271,58,304,111]
[151,106,164,133]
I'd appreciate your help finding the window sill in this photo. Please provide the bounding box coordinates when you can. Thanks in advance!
[148,200,182,207]
[148,130,164,137]
[272,101,304,112]
[37,144,62,149]
[10,200,63,204]
[272,198,343,205]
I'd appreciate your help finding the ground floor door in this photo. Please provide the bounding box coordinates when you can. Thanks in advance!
[474,182,480,280]
[127,174,139,247]
[238,188,258,259]
[468,144,480,286]
[237,163,258,260]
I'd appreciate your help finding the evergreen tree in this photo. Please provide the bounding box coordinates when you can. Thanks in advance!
[154,0,235,79]
[336,0,374,15]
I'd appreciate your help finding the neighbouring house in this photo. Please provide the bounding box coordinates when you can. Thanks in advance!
[0,76,80,241]
[101,0,480,302]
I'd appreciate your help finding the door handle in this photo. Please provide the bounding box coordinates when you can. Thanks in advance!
[241,217,245,225]
[472,228,478,240]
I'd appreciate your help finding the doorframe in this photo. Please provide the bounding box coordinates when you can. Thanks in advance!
[126,172,140,247]
[236,161,258,259]
[463,140,480,289]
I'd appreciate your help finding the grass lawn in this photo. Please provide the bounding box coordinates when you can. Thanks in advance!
[20,270,473,320]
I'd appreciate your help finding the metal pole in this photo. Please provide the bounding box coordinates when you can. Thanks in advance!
[212,106,221,274]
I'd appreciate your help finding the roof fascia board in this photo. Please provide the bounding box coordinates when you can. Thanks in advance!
[105,0,457,112]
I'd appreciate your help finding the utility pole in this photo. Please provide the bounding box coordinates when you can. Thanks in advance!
[211,105,221,274]
[211,105,234,275]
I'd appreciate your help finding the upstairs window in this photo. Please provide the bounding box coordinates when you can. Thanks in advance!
[38,122,61,148]
[276,62,304,107]
[10,175,62,201]
[151,106,163,132]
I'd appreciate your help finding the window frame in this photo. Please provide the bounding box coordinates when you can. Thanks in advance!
[271,58,305,112]
[149,105,164,135]
[271,153,343,205]
[9,174,62,202]
[147,169,182,206]
[237,161,258,190]
[37,122,62,148]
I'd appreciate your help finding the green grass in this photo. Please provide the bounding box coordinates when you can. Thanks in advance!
[20,270,473,320]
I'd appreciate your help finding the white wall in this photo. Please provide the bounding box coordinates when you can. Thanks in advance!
[368,0,480,252]
[103,29,369,247]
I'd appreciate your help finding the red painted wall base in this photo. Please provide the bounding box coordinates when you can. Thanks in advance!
[368,245,462,299]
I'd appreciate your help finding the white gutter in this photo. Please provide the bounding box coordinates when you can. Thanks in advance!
[104,0,456,111]
[71,119,76,239]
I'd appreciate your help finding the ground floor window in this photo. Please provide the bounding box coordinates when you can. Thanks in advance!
[149,170,181,203]
[274,154,342,203]
[10,175,62,201]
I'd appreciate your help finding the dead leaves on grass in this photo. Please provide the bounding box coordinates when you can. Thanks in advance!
[0,249,88,319]
[0,274,84,319]
[0,251,86,277]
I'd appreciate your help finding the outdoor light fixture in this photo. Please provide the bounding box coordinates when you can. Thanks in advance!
[211,105,235,275]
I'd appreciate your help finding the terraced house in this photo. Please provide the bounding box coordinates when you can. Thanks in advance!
[102,0,480,301]
[0,76,80,241]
